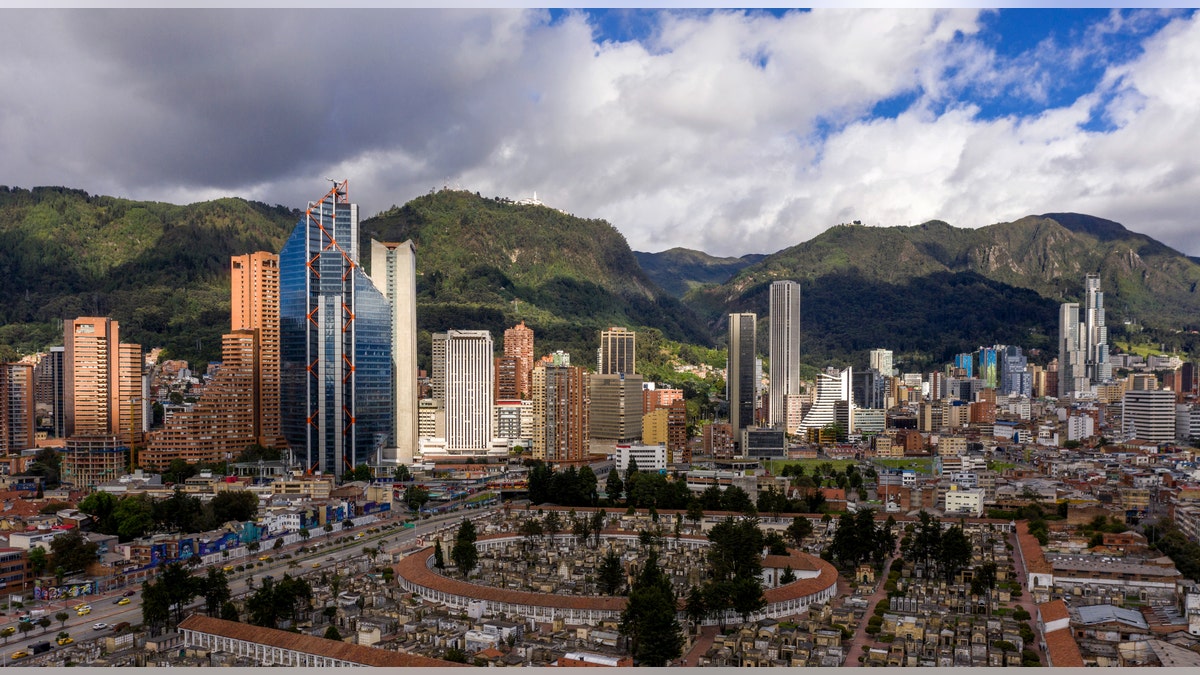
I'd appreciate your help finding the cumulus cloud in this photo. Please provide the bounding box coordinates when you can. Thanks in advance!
[0,8,1198,257]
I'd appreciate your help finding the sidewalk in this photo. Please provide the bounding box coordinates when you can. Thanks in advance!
[680,624,719,666]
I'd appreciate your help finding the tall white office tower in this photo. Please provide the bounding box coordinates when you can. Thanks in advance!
[798,367,852,436]
[1083,273,1111,384]
[370,239,419,465]
[768,281,801,429]
[1058,303,1087,398]
[869,349,894,377]
[728,313,757,439]
[432,330,494,454]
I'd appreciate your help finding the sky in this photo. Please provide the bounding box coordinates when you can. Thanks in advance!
[2,7,1199,258]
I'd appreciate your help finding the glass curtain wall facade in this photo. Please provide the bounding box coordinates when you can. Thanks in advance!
[280,181,392,474]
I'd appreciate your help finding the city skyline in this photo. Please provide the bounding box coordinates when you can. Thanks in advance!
[3,9,1200,258]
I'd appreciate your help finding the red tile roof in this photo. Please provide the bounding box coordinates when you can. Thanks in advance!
[1043,624,1084,667]
[1038,599,1071,625]
[177,615,463,667]
[1017,520,1052,574]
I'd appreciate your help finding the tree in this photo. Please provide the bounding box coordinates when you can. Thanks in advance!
[619,549,682,666]
[686,500,704,530]
[0,626,14,644]
[210,490,259,524]
[404,485,430,511]
[48,529,99,576]
[28,546,48,577]
[451,518,478,577]
[626,457,640,477]
[394,464,412,482]
[764,531,788,556]
[971,561,998,598]
[324,624,343,641]
[157,562,203,628]
[544,510,562,538]
[598,548,625,595]
[939,525,972,582]
[299,527,310,542]
[17,622,33,639]
[342,518,354,530]
[220,601,240,622]
[273,537,284,550]
[55,611,69,629]
[202,567,231,617]
[433,539,445,569]
[604,468,624,504]
[730,575,766,622]
[684,585,707,629]
[78,491,119,535]
[36,616,51,634]
[112,494,155,541]
[786,516,813,547]
[578,466,599,506]
[780,566,797,584]
[590,509,607,547]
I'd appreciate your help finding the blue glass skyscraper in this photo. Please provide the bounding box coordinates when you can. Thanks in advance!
[280,181,393,474]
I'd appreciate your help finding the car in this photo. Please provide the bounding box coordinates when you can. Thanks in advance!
[222,565,234,573]
[76,607,90,616]
[92,622,108,631]
[258,555,270,561]
[9,650,28,660]
[112,597,124,604]
[116,598,131,606]
[73,603,87,611]
[121,590,136,597]
[56,636,73,646]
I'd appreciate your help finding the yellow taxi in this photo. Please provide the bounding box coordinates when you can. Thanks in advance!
[117,597,131,606]
[222,565,235,572]
[258,555,271,561]
[311,562,321,568]
[56,636,74,646]
[10,650,29,660]
[76,606,91,616]
[73,602,88,611]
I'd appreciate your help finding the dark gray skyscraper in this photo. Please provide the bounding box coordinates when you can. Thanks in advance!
[728,313,757,441]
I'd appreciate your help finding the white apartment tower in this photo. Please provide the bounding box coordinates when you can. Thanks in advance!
[432,330,494,454]
[1083,273,1112,383]
[768,280,801,430]
[369,239,419,465]
[869,349,893,377]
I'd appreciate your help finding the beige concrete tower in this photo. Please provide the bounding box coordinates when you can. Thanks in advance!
[370,239,419,464]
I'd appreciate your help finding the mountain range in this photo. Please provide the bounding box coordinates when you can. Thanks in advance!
[1,185,1198,372]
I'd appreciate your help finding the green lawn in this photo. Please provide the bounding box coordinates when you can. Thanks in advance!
[871,458,935,475]
[1113,340,1179,358]
[764,459,859,475]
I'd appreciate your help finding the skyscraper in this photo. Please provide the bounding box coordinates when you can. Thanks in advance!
[589,372,644,448]
[231,251,283,447]
[432,330,494,454]
[63,317,143,438]
[34,346,65,437]
[869,349,893,377]
[727,313,757,440]
[532,363,589,462]
[1059,302,1086,397]
[768,280,801,429]
[280,181,393,474]
[1083,273,1111,383]
[598,327,636,376]
[0,363,35,454]
[369,239,419,465]
[503,321,534,399]
[799,367,852,437]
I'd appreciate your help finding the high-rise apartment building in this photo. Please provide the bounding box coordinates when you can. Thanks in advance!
[280,181,393,473]
[61,317,144,488]
[142,330,260,469]
[231,251,283,447]
[63,317,143,438]
[532,363,589,462]
[1000,345,1032,398]
[727,313,757,439]
[503,321,534,399]
[798,367,852,438]
[869,349,893,377]
[369,239,419,465]
[1059,303,1087,397]
[34,346,65,437]
[494,356,520,401]
[0,363,35,454]
[598,327,636,376]
[768,280,801,430]
[432,330,494,454]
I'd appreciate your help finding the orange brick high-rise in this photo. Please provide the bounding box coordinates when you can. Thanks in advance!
[231,251,283,447]
[504,321,534,399]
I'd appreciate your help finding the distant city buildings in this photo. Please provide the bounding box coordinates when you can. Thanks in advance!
[0,362,34,454]
[727,313,757,444]
[598,326,635,376]
[532,361,589,463]
[1060,274,1111,398]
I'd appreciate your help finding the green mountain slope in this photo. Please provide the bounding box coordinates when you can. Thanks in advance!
[633,248,767,297]
[359,190,714,370]
[0,186,296,364]
[686,213,1200,369]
